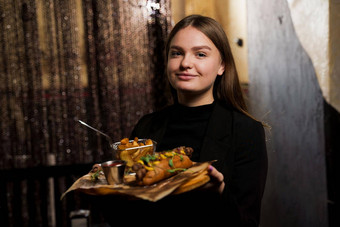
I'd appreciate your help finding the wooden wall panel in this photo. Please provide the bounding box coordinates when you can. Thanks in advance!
[247,0,329,226]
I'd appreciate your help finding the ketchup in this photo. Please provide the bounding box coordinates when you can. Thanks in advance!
[107,162,122,167]
[102,160,125,167]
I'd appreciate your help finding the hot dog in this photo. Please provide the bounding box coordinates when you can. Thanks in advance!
[132,147,194,186]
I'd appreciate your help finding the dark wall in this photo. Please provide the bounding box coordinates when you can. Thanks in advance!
[247,0,329,226]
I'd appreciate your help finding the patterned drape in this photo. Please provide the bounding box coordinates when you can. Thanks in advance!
[0,0,172,169]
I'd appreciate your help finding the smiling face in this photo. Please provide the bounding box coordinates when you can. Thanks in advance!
[167,26,225,106]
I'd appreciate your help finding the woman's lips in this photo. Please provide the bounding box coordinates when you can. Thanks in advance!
[176,73,196,81]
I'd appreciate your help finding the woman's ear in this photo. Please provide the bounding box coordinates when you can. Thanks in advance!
[217,62,225,76]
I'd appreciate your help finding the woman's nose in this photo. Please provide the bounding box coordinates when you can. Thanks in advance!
[180,55,193,69]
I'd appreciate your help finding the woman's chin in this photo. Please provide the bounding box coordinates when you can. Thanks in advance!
[175,87,198,94]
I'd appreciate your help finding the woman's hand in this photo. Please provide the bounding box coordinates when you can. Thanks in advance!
[205,165,225,194]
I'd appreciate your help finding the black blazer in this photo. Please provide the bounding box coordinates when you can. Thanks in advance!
[130,101,268,226]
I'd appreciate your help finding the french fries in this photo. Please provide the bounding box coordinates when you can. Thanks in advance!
[115,137,154,167]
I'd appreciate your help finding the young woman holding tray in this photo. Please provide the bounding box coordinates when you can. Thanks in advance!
[128,15,268,226]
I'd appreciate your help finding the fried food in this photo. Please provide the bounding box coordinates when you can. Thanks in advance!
[132,147,194,186]
[116,137,154,167]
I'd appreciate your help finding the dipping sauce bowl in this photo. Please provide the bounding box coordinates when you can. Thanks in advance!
[101,160,126,185]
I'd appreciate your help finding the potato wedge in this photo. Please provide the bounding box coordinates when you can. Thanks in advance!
[120,150,134,167]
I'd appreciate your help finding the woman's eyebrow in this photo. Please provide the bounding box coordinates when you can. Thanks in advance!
[169,45,183,50]
[191,45,212,51]
[170,45,212,51]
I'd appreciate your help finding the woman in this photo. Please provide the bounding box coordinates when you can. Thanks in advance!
[130,15,268,226]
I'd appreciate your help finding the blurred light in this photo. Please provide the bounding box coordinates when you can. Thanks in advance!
[146,1,160,13]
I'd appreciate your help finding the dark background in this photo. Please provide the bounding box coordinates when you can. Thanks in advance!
[0,0,338,226]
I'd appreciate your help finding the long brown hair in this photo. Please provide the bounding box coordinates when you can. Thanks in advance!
[165,15,250,117]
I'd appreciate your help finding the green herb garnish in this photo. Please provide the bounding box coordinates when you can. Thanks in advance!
[168,158,174,168]
[167,168,187,173]
[91,170,100,181]
[140,154,157,164]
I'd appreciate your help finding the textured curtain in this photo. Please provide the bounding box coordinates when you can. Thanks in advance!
[0,0,172,169]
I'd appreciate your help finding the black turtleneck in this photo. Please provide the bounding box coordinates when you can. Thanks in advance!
[158,102,215,161]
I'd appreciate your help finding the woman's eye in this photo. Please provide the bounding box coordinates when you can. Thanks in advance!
[197,52,206,58]
[170,51,181,57]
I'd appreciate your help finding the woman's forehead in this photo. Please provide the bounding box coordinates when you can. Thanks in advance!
[170,26,217,50]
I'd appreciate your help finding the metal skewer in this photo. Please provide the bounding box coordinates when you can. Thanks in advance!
[78,120,113,146]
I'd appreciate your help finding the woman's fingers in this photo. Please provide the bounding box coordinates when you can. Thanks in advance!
[208,165,224,182]
[207,165,225,193]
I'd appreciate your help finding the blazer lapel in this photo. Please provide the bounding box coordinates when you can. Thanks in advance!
[200,102,234,170]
